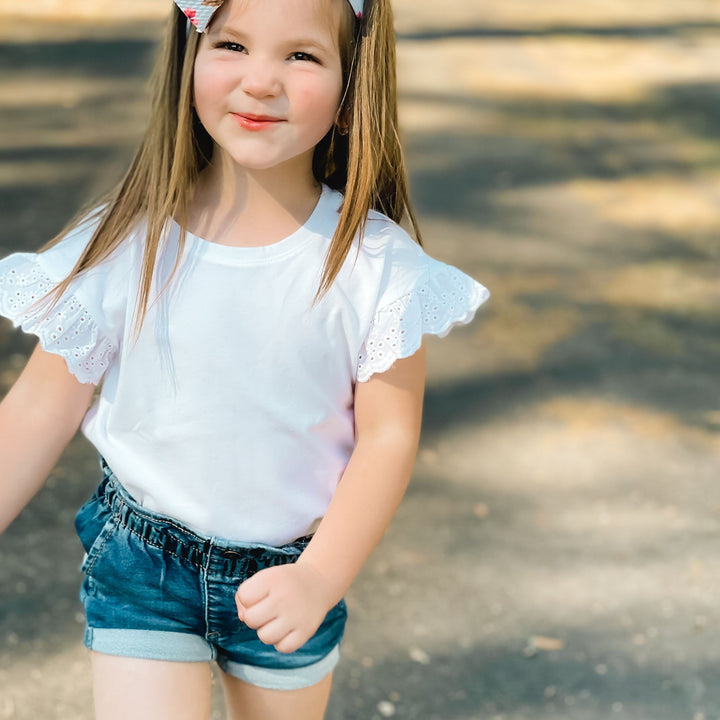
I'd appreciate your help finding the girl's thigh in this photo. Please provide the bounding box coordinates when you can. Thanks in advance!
[219,668,334,720]
[90,651,212,720]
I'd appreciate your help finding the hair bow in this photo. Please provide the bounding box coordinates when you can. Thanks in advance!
[175,0,364,34]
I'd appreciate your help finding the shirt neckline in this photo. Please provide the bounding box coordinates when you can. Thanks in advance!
[173,183,338,265]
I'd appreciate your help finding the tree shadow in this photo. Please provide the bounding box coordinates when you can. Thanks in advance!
[397,20,720,42]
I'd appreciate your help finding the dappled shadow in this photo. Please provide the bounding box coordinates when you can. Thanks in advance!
[401,80,720,233]
[0,37,156,78]
[326,632,720,719]
[397,20,720,42]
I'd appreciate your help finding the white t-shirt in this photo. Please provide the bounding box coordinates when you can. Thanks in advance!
[0,184,490,545]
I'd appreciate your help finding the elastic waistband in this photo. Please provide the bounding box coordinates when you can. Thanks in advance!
[96,455,314,574]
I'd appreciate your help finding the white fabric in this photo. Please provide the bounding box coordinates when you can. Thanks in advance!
[0,184,490,545]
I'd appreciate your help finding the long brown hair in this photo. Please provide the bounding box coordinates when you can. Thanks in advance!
[31,0,423,345]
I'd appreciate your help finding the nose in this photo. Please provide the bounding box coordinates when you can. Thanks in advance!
[240,55,282,97]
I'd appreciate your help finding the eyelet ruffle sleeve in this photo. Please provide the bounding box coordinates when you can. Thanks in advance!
[0,253,117,385]
[356,258,490,382]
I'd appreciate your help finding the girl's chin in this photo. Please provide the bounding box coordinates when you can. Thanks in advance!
[218,150,313,173]
[215,151,284,170]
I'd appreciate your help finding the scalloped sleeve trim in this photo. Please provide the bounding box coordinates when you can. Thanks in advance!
[356,261,490,383]
[0,254,116,385]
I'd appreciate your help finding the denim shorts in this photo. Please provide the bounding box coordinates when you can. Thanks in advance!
[74,455,348,690]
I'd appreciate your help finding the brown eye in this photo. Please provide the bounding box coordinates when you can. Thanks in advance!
[291,52,318,63]
[216,41,245,52]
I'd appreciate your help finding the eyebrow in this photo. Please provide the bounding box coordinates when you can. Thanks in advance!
[209,27,332,53]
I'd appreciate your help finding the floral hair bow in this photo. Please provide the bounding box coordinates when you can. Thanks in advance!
[175,0,364,34]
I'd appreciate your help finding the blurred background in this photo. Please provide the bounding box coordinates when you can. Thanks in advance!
[1,1,719,718]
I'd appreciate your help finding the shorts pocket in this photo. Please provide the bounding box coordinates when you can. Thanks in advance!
[74,495,119,575]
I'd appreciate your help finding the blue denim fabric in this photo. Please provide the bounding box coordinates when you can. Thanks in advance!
[75,455,347,690]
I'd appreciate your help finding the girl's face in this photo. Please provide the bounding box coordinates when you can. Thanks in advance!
[193,0,346,176]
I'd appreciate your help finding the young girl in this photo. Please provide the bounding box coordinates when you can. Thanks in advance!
[0,0,489,717]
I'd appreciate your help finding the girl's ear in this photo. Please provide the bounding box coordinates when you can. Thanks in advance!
[335,105,351,135]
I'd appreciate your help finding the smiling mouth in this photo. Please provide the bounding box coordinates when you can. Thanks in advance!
[231,113,286,131]
[234,113,284,122]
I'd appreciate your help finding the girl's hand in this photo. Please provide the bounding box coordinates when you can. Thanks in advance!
[235,560,336,654]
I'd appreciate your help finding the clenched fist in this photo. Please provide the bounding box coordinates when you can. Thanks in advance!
[235,560,336,654]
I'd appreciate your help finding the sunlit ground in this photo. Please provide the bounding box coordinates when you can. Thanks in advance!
[0,1,719,718]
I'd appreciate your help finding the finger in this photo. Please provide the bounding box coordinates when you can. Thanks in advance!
[236,574,271,607]
[242,597,278,630]
[256,617,292,647]
[274,630,306,654]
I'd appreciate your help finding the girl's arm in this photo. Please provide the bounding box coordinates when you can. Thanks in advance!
[0,342,95,534]
[296,343,427,606]
[235,344,425,653]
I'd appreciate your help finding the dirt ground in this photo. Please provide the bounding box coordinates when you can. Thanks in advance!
[1,1,719,718]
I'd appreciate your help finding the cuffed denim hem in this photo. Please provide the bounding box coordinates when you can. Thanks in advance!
[84,627,216,662]
[84,627,341,689]
[217,643,341,690]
